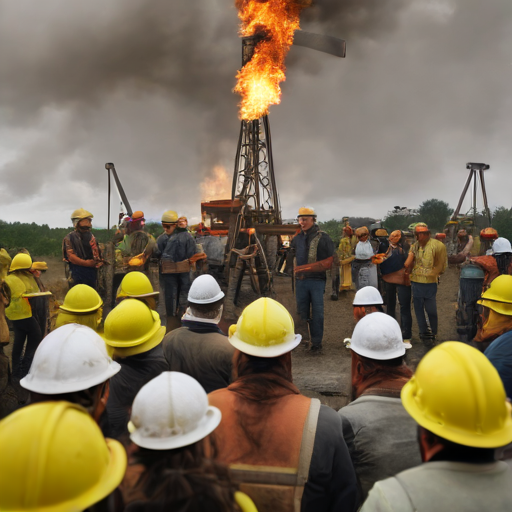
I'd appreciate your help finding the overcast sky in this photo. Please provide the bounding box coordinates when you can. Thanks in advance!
[0,0,511,228]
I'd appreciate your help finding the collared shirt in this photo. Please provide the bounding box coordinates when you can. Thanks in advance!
[410,238,447,283]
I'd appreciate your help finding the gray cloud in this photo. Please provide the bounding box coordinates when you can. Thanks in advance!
[0,0,510,227]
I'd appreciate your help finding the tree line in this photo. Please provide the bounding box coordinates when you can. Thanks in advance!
[0,220,165,257]
[319,199,512,246]
[1,201,511,256]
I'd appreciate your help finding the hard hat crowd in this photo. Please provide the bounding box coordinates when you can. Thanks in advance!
[1,280,512,510]
[1,207,512,511]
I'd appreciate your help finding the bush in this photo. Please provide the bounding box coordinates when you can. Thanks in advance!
[492,207,512,241]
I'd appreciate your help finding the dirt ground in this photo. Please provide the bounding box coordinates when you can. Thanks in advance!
[286,266,459,409]
[7,257,461,411]
[221,264,460,410]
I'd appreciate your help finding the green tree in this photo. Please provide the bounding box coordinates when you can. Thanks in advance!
[418,199,453,232]
[318,219,344,246]
[492,207,512,242]
[382,213,419,232]
[146,222,163,239]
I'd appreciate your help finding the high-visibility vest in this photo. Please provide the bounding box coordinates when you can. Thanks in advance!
[208,388,321,512]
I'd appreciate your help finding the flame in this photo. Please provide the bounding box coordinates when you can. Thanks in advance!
[234,0,311,121]
[200,165,231,201]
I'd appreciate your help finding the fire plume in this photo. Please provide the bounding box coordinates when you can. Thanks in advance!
[200,165,231,201]
[234,0,311,121]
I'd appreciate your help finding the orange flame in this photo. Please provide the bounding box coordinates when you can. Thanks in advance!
[200,165,231,201]
[234,0,311,121]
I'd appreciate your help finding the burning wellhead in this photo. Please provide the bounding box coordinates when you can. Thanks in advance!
[234,0,311,121]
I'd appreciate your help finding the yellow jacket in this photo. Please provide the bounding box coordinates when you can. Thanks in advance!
[4,271,39,320]
[410,239,447,284]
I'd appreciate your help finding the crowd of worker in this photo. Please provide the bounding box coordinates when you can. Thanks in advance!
[1,206,512,511]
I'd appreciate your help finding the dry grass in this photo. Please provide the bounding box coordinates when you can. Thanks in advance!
[32,255,69,303]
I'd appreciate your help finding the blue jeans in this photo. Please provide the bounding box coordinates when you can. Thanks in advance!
[295,279,326,346]
[384,282,413,339]
[411,282,438,336]
[69,263,97,289]
[161,273,191,317]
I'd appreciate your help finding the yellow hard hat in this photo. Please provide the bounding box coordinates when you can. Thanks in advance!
[228,298,301,358]
[116,271,159,299]
[60,284,103,313]
[131,210,144,220]
[0,249,13,278]
[401,341,512,448]
[234,492,258,512]
[480,275,512,304]
[102,299,165,357]
[161,210,178,223]
[477,298,512,316]
[31,261,48,271]
[71,208,93,220]
[0,401,126,512]
[297,207,316,218]
[375,228,388,237]
[9,253,33,272]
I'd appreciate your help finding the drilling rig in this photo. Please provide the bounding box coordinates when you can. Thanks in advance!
[222,31,346,307]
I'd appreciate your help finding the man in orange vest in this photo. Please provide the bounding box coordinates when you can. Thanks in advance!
[208,298,358,512]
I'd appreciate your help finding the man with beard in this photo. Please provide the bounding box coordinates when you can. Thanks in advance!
[62,208,102,289]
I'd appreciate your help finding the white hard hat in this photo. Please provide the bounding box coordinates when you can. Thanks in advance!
[350,312,411,360]
[188,274,224,304]
[493,237,512,255]
[353,286,384,306]
[20,324,120,394]
[128,372,221,450]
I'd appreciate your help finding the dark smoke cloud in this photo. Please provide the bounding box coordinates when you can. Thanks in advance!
[0,0,511,228]
[304,0,409,40]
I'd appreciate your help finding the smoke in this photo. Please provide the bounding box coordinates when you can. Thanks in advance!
[0,0,510,227]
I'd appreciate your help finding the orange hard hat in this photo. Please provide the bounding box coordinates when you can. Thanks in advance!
[131,211,144,220]
[480,227,498,240]
[415,223,429,233]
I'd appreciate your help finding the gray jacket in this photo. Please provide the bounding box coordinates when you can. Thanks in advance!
[338,394,422,499]
[361,461,512,512]
[162,324,234,393]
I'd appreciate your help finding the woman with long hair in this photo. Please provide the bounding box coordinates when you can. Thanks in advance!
[122,371,256,512]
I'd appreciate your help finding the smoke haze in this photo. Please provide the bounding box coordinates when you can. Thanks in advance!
[0,0,511,227]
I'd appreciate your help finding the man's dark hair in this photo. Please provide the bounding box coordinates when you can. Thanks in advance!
[494,253,512,276]
[188,298,224,320]
[29,382,106,413]
[419,427,495,464]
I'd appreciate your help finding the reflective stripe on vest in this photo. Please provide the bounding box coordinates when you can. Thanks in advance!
[228,398,321,512]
